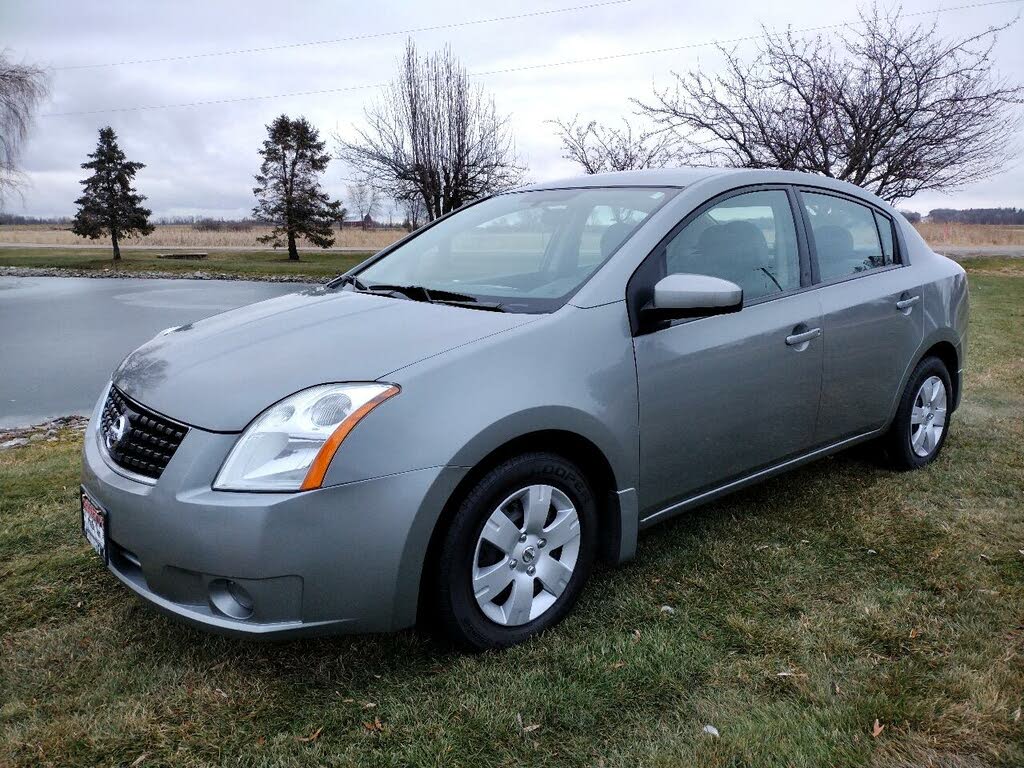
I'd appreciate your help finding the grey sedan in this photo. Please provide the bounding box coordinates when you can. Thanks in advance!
[81,168,968,650]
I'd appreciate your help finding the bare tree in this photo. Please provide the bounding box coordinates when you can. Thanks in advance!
[549,116,677,174]
[1,53,48,206]
[398,194,426,231]
[336,39,524,222]
[346,178,380,229]
[634,6,1023,202]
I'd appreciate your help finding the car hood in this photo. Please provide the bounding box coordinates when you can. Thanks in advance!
[113,286,535,432]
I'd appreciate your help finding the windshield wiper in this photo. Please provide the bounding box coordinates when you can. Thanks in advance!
[333,274,370,291]
[432,299,506,312]
[363,283,436,302]
[364,283,494,304]
[351,281,505,311]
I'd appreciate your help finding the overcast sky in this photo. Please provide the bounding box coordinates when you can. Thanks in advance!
[4,0,1023,219]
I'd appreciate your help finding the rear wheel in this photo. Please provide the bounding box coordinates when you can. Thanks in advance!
[433,452,597,651]
[884,356,952,470]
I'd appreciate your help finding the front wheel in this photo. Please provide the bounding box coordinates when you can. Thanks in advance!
[433,452,598,651]
[884,356,953,470]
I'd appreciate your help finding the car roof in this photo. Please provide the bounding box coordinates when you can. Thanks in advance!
[515,167,891,210]
[518,167,735,190]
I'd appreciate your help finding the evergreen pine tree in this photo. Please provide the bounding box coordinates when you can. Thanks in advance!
[253,115,340,261]
[72,126,153,260]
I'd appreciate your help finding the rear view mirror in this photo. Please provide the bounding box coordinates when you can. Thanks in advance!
[642,273,743,323]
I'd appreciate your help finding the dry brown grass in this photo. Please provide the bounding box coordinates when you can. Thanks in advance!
[5,221,1022,250]
[0,223,404,250]
[914,222,1024,247]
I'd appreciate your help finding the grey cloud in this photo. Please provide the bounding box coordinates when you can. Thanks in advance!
[5,0,1022,218]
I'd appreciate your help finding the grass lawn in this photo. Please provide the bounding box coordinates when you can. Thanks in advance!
[0,247,370,279]
[1,260,1022,767]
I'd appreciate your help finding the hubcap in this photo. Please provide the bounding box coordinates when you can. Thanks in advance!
[471,484,581,627]
[910,375,947,458]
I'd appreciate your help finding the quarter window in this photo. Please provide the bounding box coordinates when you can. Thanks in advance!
[660,190,801,303]
[802,192,888,280]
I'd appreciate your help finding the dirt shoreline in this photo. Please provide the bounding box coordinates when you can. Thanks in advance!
[0,265,324,283]
[0,242,374,252]
[0,414,90,450]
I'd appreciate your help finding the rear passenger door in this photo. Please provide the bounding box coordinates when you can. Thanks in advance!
[798,190,924,444]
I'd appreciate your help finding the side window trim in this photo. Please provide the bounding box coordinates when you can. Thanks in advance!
[795,186,907,286]
[871,211,887,264]
[872,209,901,267]
[787,185,814,287]
[625,183,809,336]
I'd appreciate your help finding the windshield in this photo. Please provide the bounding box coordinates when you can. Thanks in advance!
[355,187,677,313]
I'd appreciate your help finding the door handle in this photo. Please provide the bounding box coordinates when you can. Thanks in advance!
[895,295,920,311]
[785,327,821,346]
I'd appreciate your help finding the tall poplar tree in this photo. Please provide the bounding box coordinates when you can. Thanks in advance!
[336,40,523,222]
[253,115,340,261]
[72,126,153,260]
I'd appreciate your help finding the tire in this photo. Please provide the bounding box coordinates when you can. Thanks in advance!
[884,356,953,471]
[433,452,598,651]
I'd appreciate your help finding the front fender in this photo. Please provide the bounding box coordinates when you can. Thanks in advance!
[322,303,641,606]
[447,405,634,491]
[323,302,640,490]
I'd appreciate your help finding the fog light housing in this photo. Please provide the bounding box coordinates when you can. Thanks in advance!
[208,578,254,620]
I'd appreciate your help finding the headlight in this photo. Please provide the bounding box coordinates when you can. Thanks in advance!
[213,383,399,492]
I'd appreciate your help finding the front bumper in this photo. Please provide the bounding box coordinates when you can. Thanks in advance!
[81,401,466,639]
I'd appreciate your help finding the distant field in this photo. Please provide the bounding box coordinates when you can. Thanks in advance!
[0,223,404,250]
[2,222,1023,251]
[1,222,1021,282]
[914,222,1024,247]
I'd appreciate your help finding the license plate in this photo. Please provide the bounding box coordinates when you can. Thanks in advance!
[81,488,108,564]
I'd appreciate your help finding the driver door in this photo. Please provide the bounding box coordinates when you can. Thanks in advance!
[631,187,824,519]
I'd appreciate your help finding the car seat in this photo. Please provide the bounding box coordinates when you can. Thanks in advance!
[695,220,774,299]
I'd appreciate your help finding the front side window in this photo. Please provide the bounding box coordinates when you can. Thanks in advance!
[802,192,888,280]
[660,189,801,303]
[356,187,676,313]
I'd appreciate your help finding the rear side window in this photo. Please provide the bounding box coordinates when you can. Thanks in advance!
[660,189,801,303]
[802,192,887,280]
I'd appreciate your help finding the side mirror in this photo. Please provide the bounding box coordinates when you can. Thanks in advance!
[642,273,743,323]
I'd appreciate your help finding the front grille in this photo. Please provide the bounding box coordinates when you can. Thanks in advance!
[100,387,188,480]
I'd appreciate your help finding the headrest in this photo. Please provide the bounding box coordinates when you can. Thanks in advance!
[600,222,636,259]
[814,225,854,258]
[696,220,768,267]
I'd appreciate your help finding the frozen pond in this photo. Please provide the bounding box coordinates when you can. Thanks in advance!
[0,276,308,428]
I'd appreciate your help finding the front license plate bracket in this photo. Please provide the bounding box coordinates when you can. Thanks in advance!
[81,487,108,565]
